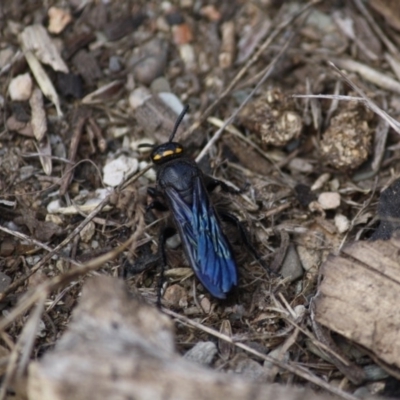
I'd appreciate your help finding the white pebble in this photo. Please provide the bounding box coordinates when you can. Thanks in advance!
[103,155,138,187]
[311,173,331,191]
[335,213,350,233]
[129,87,152,110]
[317,192,341,210]
[158,92,185,117]
[8,73,33,101]
[139,161,156,181]
[47,199,61,214]
[48,7,72,34]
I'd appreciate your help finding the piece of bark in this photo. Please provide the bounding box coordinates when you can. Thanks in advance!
[28,276,339,400]
[314,239,400,370]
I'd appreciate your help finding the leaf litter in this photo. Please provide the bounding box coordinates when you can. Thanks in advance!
[1,0,400,399]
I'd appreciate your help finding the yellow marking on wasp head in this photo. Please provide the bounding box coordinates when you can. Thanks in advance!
[152,154,162,161]
[162,150,174,157]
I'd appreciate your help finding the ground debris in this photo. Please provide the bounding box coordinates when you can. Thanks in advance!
[1,1,400,399]
[27,276,340,400]
[314,239,400,371]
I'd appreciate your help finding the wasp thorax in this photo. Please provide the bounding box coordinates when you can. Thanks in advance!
[151,142,184,164]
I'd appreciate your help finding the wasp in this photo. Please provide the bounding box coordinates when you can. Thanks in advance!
[142,105,267,300]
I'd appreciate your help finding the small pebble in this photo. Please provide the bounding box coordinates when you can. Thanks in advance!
[150,76,171,93]
[297,246,322,271]
[163,284,187,307]
[0,48,13,69]
[311,173,331,191]
[179,43,196,70]
[288,158,313,173]
[234,357,269,382]
[36,319,47,338]
[47,199,62,214]
[200,296,211,314]
[0,240,15,257]
[110,127,130,139]
[157,92,185,117]
[8,73,33,101]
[172,23,193,45]
[184,341,217,366]
[293,304,306,319]
[263,345,290,371]
[334,213,350,233]
[48,7,72,34]
[109,56,122,72]
[103,155,138,187]
[129,87,152,110]
[25,256,41,266]
[129,38,169,85]
[79,221,96,243]
[0,272,11,292]
[166,233,181,249]
[318,192,341,210]
[280,244,304,282]
[353,387,371,399]
[363,364,388,381]
[139,161,156,181]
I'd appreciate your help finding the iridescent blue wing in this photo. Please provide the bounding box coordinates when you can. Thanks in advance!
[165,177,238,298]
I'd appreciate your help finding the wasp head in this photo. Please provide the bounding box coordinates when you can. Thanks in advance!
[151,142,184,165]
[149,105,189,165]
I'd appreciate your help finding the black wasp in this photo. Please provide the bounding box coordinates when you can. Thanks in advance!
[142,105,267,300]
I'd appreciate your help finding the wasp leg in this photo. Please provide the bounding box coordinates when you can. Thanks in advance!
[204,176,249,195]
[146,187,169,212]
[123,246,160,278]
[146,201,169,212]
[217,210,270,274]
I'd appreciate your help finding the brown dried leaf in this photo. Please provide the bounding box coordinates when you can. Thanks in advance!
[314,239,400,369]
[218,319,234,361]
[20,50,63,116]
[34,136,52,176]
[19,24,69,73]
[81,80,124,104]
[14,209,62,242]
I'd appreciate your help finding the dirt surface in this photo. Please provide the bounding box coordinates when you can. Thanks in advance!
[1,0,400,399]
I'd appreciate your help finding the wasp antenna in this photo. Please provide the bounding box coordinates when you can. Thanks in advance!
[168,105,189,142]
